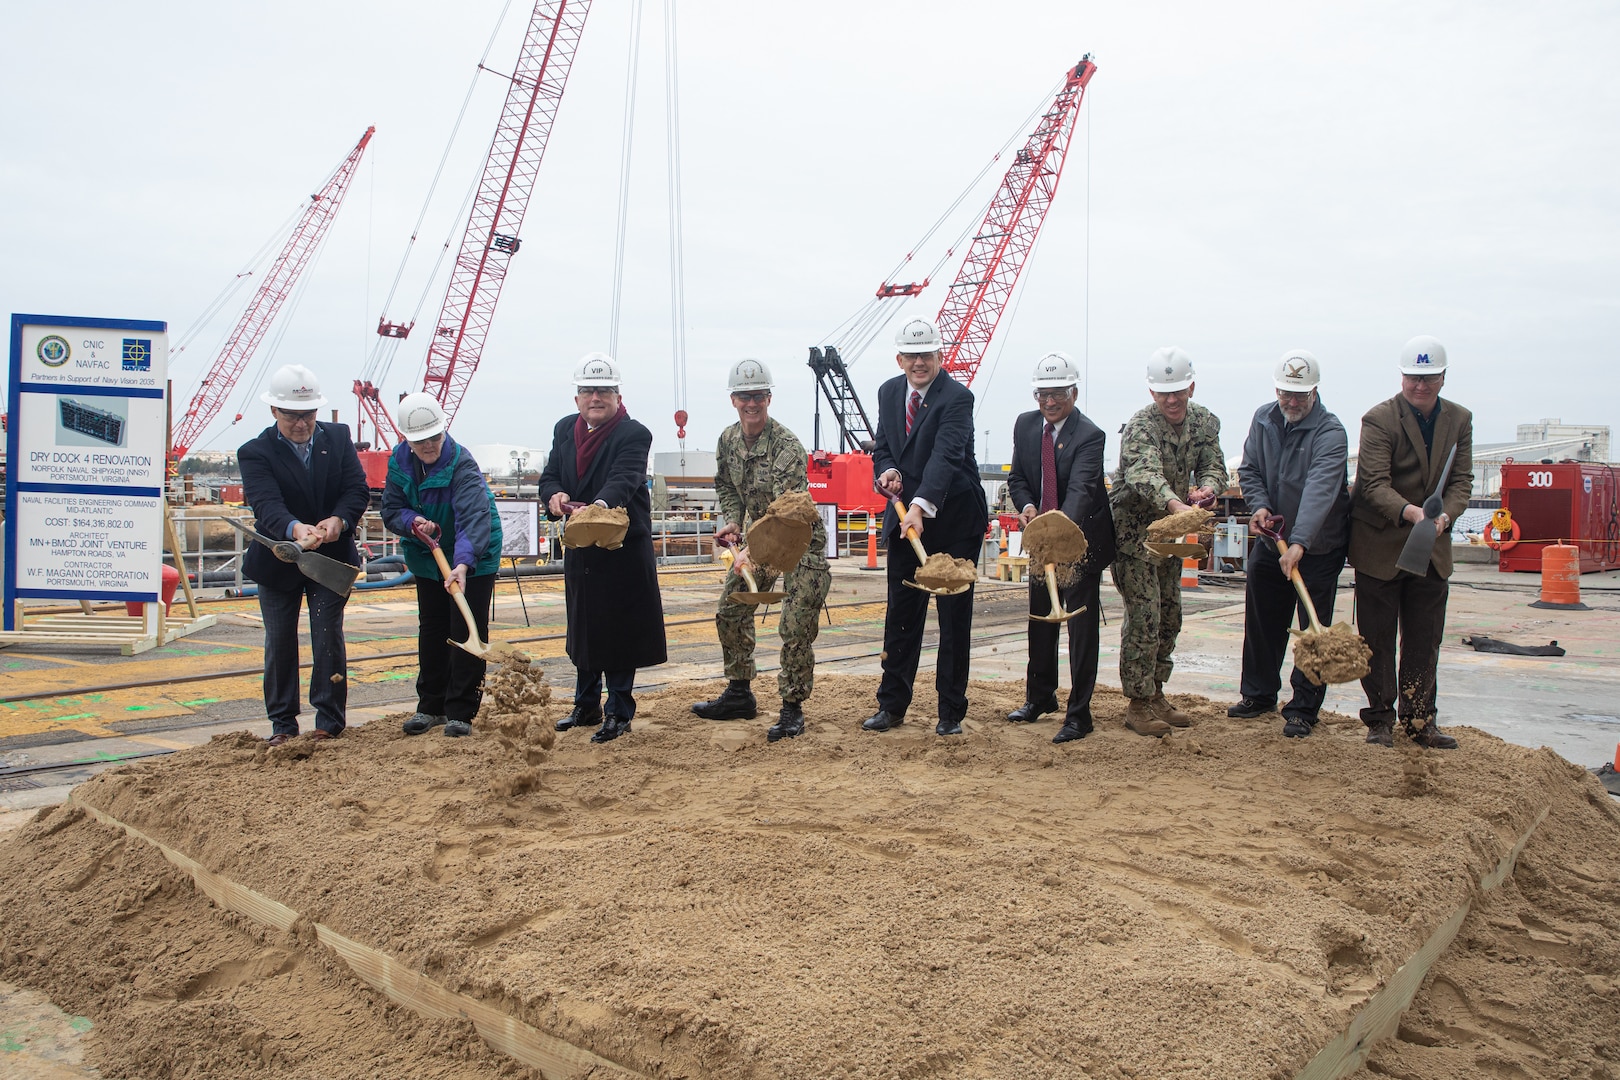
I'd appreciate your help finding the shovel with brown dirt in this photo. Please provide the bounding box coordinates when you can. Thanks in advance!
[889,497,976,596]
[410,520,523,662]
[560,502,629,550]
[227,518,362,597]
[1021,510,1088,623]
[1255,516,1370,685]
[1142,493,1216,559]
[714,534,785,605]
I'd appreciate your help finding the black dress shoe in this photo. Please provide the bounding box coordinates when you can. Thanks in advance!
[1007,697,1059,723]
[861,710,903,732]
[1227,696,1275,719]
[1052,719,1092,743]
[591,716,632,743]
[556,704,604,732]
[1365,719,1394,747]
[1406,720,1458,750]
[935,718,963,736]
[1282,714,1316,738]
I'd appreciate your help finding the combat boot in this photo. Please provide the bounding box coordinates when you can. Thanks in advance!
[1125,699,1171,737]
[1405,718,1458,750]
[1149,688,1192,728]
[768,701,805,742]
[691,680,758,721]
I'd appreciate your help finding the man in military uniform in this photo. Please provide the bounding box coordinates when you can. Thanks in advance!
[1110,347,1228,736]
[691,359,832,742]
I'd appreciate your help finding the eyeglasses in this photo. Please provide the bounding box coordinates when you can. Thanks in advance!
[275,408,317,423]
[1276,390,1313,403]
[1403,373,1443,385]
[409,433,444,448]
[731,391,770,403]
[1033,389,1073,402]
[576,386,617,398]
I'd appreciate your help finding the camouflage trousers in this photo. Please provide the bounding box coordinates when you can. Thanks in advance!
[1111,552,1183,700]
[716,562,832,704]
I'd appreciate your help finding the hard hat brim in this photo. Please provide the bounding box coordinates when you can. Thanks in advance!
[1148,378,1193,393]
[1397,364,1446,376]
[1030,379,1079,390]
[1272,379,1319,392]
[262,390,330,408]
[896,345,943,355]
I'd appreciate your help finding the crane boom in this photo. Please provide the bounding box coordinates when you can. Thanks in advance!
[170,126,374,461]
[937,57,1095,385]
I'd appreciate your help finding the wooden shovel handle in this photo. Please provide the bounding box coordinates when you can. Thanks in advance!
[890,497,930,564]
[1271,536,1326,633]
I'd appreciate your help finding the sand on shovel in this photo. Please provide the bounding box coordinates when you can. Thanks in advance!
[765,490,820,524]
[562,504,629,549]
[747,492,818,572]
[915,551,977,591]
[1146,506,1214,542]
[1292,622,1373,685]
[1022,510,1089,586]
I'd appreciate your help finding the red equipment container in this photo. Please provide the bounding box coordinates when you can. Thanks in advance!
[807,452,887,514]
[1497,461,1620,573]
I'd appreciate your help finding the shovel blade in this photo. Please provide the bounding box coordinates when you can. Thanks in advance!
[447,635,522,661]
[729,591,786,606]
[295,551,361,597]
[1030,604,1086,623]
[1395,520,1438,576]
[902,579,972,596]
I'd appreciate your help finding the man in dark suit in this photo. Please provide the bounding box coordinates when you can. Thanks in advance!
[237,365,371,746]
[863,318,990,737]
[1005,352,1116,744]
[1349,335,1473,750]
[538,353,668,744]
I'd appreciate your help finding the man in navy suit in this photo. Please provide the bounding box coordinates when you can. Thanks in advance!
[862,318,990,737]
[1006,352,1117,743]
[237,365,371,746]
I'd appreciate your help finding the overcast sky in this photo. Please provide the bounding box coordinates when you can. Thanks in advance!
[4,1,1618,471]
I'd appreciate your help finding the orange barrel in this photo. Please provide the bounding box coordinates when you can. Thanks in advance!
[1180,532,1200,589]
[1540,544,1581,605]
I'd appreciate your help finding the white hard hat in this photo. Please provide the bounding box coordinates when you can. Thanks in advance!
[261,364,328,409]
[1146,347,1195,392]
[1030,351,1081,389]
[1273,349,1321,392]
[1399,335,1447,376]
[895,318,943,355]
[396,392,448,441]
[573,352,622,388]
[728,358,774,392]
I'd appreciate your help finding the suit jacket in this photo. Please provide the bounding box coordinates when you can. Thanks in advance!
[1007,408,1117,571]
[870,373,988,546]
[1349,393,1473,581]
[238,421,371,591]
[537,414,667,671]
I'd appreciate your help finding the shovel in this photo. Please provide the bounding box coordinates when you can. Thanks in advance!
[1395,444,1458,577]
[226,518,360,597]
[715,534,785,605]
[890,497,973,596]
[1143,491,1216,559]
[410,520,519,661]
[1254,516,1330,635]
[1022,512,1086,623]
[559,500,628,550]
[1256,515,1370,685]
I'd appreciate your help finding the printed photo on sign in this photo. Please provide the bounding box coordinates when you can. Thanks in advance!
[57,395,129,447]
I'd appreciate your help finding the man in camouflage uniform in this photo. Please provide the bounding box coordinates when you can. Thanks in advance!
[691,359,832,741]
[1110,346,1228,736]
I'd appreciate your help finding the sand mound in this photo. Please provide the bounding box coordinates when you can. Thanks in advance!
[1147,506,1214,542]
[915,551,976,590]
[562,505,628,550]
[3,677,1615,1079]
[1293,622,1373,685]
[1022,510,1088,586]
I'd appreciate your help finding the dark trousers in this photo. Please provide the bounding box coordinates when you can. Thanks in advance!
[258,578,349,737]
[1355,567,1450,727]
[1025,570,1104,727]
[877,523,980,724]
[415,572,495,722]
[576,668,638,720]
[1239,541,1347,719]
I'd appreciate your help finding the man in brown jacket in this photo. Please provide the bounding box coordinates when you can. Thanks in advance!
[1348,335,1473,750]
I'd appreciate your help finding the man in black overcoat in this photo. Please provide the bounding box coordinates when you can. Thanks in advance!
[1005,351,1117,744]
[237,365,370,745]
[537,353,668,743]
[863,318,990,737]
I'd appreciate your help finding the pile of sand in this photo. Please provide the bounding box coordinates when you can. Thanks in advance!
[1293,622,1374,685]
[1022,510,1088,585]
[764,491,819,525]
[562,505,628,550]
[915,551,977,590]
[3,677,1618,1079]
[1146,506,1214,542]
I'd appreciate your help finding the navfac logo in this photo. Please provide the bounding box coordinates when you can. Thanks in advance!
[122,338,152,371]
[36,334,70,366]
[1283,358,1310,381]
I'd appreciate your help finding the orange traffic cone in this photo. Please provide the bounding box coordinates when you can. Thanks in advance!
[864,516,879,571]
[1180,532,1200,589]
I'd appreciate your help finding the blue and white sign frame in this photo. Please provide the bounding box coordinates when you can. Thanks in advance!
[5,313,169,629]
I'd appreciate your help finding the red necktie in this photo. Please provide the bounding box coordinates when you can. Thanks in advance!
[906,389,921,435]
[1040,421,1058,512]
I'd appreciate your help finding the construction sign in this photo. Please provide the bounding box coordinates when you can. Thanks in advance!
[4,313,169,628]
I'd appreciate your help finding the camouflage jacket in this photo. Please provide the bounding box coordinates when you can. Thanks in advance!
[1110,401,1228,549]
[715,417,828,569]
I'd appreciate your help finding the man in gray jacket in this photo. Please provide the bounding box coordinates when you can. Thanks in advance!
[1228,350,1352,736]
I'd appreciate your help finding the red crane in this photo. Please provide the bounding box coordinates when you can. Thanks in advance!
[170,126,374,462]
[807,57,1097,510]
[354,0,591,463]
